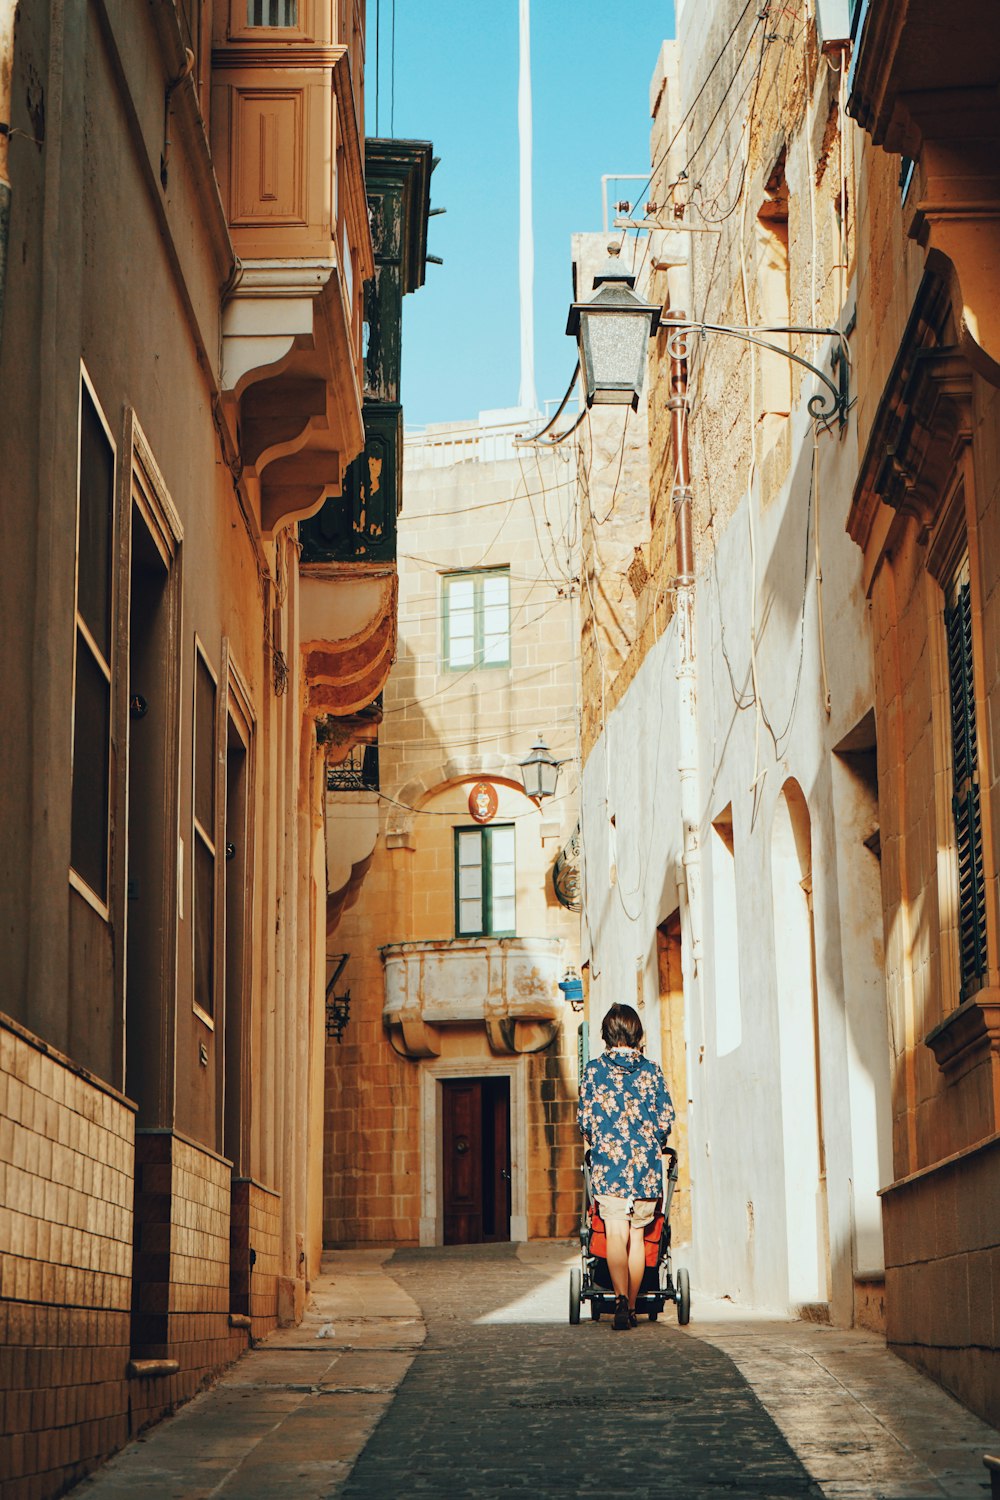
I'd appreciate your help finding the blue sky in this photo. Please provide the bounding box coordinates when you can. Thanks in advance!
[366,2,677,428]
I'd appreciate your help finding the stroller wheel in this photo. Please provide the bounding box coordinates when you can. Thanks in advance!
[590,1300,601,1322]
[647,1310,659,1322]
[569,1267,582,1325]
[676,1266,691,1326]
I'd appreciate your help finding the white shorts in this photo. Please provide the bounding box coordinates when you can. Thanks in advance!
[595,1194,658,1228]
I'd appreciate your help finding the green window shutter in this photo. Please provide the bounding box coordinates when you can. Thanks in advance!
[945,579,987,996]
[945,584,976,790]
[953,785,987,993]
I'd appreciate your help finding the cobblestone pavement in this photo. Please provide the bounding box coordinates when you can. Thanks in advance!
[70,1243,1000,1500]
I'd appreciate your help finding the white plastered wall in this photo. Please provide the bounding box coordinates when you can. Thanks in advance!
[580,390,892,1322]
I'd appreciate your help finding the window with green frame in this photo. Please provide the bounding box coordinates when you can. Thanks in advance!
[454,824,516,937]
[944,561,987,1000]
[442,569,510,671]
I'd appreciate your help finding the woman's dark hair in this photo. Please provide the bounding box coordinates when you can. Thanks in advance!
[601,1003,643,1050]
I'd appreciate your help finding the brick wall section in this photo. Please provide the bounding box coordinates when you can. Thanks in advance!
[526,1032,581,1241]
[883,1134,1000,1427]
[129,1131,247,1434]
[324,1017,422,1245]
[229,1178,281,1335]
[0,1012,134,1498]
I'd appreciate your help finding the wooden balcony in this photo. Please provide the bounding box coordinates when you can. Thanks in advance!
[848,0,1000,378]
[211,1,373,536]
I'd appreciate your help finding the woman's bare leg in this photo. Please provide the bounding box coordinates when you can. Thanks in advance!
[604,1218,630,1298]
[627,1224,646,1309]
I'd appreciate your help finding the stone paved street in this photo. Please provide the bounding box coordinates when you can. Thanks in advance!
[71,1244,1000,1500]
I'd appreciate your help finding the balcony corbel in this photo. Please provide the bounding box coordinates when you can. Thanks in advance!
[300,565,398,718]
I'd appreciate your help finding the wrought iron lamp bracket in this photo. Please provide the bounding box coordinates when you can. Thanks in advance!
[662,319,850,428]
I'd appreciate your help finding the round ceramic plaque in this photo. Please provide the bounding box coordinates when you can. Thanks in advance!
[468,781,498,824]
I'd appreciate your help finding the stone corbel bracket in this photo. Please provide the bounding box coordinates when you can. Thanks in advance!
[849,274,972,588]
[301,566,398,717]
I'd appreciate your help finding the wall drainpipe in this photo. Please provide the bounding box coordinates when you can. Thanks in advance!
[0,0,19,348]
[667,314,704,980]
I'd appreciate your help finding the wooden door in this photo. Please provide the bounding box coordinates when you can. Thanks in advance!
[442,1077,511,1245]
[443,1080,483,1245]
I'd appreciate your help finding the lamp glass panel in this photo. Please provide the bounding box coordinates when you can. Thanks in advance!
[581,310,648,398]
[519,759,542,799]
[539,758,560,798]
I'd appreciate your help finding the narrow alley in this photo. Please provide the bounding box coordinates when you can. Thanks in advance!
[70,1247,1000,1500]
[4,0,1000,1495]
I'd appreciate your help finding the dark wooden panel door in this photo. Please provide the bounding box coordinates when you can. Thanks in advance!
[483,1079,511,1243]
[442,1080,483,1245]
[442,1077,512,1245]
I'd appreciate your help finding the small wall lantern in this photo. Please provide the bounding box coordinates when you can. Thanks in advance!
[566,257,661,409]
[326,989,351,1043]
[558,967,585,1012]
[517,736,562,802]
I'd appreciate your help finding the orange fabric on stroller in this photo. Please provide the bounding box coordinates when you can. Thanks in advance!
[588,1204,665,1268]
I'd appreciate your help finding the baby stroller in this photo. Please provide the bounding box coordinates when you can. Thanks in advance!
[569,1147,691,1325]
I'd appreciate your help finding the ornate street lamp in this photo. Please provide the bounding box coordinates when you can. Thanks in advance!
[566,256,661,409]
[517,736,561,801]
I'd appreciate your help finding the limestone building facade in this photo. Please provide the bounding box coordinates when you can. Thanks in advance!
[576,0,1000,1429]
[0,2,429,1492]
[577,12,890,1340]
[322,412,583,1248]
[846,0,1000,1425]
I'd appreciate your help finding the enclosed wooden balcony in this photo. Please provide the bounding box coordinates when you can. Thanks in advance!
[211,0,373,536]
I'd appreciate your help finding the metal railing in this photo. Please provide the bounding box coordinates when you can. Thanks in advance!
[326,744,379,793]
[404,398,581,469]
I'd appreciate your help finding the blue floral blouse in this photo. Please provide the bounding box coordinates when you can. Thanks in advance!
[578,1048,675,1200]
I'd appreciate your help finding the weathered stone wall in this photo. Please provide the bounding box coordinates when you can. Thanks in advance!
[323,428,582,1247]
[0,1015,134,1494]
[577,3,892,1334]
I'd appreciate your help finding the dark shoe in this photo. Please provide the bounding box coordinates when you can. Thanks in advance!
[628,1308,638,1329]
[613,1296,631,1331]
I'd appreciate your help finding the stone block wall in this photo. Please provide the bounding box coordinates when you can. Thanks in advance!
[526,1031,581,1240]
[0,1013,134,1497]
[230,1178,281,1335]
[883,1134,1000,1426]
[129,1131,247,1434]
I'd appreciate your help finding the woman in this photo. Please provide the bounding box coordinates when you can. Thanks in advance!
[577,1003,675,1331]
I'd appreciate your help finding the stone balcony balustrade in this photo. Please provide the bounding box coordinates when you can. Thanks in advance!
[382,937,567,1058]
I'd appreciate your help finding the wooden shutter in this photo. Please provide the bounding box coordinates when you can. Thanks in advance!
[945,581,987,996]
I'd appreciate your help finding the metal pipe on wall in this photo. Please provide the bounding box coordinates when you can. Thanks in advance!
[667,313,704,976]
